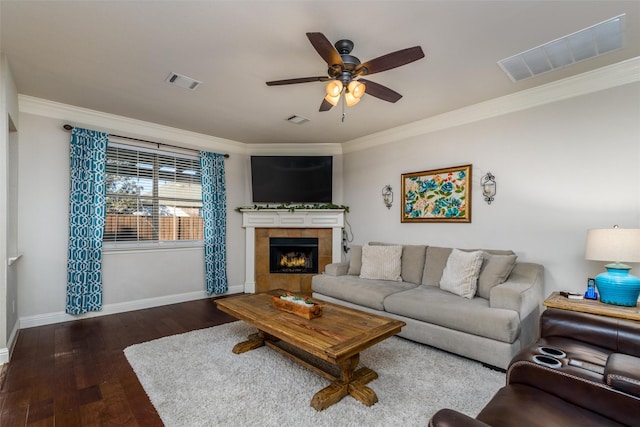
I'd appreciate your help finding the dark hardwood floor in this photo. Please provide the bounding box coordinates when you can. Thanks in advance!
[0,298,237,426]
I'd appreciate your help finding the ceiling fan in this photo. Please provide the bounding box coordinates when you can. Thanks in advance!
[266,32,425,112]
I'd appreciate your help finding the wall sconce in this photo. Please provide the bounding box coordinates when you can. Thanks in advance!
[481,172,496,204]
[382,185,393,209]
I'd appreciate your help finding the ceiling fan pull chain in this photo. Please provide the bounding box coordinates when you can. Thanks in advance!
[341,93,346,122]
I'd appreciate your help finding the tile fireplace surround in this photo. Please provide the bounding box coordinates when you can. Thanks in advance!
[241,209,345,294]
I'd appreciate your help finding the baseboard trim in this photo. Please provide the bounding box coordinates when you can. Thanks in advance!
[0,320,20,364]
[19,284,244,329]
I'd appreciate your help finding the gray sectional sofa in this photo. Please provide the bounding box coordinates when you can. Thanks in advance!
[311,243,545,370]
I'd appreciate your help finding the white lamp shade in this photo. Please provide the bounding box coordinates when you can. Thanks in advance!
[325,80,343,97]
[344,91,361,107]
[347,80,365,99]
[585,228,640,263]
[324,93,340,106]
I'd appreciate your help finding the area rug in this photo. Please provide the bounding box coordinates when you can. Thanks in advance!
[124,321,505,427]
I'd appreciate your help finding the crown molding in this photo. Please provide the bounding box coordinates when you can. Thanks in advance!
[342,56,640,154]
[18,95,248,155]
[245,142,343,156]
[18,57,640,156]
[18,95,343,156]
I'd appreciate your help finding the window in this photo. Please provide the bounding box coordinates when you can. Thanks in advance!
[104,142,203,248]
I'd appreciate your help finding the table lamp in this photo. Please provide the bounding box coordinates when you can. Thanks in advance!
[585,226,640,306]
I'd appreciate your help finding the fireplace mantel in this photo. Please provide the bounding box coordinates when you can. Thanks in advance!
[241,209,345,293]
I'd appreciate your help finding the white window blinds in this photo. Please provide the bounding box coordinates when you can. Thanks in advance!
[104,143,203,247]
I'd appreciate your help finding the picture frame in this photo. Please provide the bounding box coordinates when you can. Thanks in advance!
[401,164,472,223]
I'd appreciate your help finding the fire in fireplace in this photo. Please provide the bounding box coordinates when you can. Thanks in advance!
[269,237,319,274]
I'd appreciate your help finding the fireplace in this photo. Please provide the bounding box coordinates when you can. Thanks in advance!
[242,209,344,293]
[269,237,318,274]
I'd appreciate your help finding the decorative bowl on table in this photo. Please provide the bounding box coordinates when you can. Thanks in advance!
[271,292,323,319]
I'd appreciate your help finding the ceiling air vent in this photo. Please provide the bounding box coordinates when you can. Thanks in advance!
[286,115,310,125]
[498,14,625,82]
[165,72,202,90]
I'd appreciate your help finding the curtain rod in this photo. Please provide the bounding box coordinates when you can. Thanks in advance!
[62,124,230,158]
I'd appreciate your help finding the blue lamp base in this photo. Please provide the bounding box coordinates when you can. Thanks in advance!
[595,263,640,307]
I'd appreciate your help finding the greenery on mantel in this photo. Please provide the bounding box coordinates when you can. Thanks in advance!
[235,203,349,213]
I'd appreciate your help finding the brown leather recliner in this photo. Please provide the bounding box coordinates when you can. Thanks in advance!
[429,308,640,427]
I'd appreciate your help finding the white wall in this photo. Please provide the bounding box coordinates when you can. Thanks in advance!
[1,50,21,363]
[16,110,249,326]
[341,82,640,295]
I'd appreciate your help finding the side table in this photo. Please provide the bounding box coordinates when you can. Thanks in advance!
[544,291,640,322]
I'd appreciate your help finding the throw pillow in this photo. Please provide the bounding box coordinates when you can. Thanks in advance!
[347,245,363,275]
[440,249,484,298]
[359,245,403,281]
[477,252,518,299]
[369,242,427,285]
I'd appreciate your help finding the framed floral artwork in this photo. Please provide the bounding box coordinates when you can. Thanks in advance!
[401,164,472,223]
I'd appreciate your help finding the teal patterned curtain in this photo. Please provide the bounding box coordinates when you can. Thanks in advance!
[200,152,228,294]
[66,127,109,314]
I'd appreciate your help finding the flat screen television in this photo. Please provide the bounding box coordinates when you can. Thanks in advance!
[250,156,333,203]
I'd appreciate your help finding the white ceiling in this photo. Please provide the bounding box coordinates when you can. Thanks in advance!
[2,1,639,145]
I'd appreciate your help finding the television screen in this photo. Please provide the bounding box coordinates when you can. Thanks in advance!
[250,156,333,203]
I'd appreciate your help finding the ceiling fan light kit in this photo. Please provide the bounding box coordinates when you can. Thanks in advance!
[324,93,340,107]
[325,80,343,97]
[344,91,361,107]
[266,32,425,117]
[348,80,365,98]
[324,79,365,107]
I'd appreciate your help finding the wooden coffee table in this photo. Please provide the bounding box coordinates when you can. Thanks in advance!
[215,290,405,411]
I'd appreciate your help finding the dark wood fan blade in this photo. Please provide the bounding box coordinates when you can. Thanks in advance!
[266,76,329,86]
[306,32,344,68]
[359,79,403,103]
[355,46,425,76]
[319,98,334,111]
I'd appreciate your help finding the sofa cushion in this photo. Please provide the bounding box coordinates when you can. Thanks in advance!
[421,246,453,286]
[359,245,403,281]
[311,274,418,311]
[347,245,362,275]
[477,252,518,299]
[369,242,427,285]
[422,247,516,288]
[440,249,484,298]
[400,245,427,285]
[383,286,521,343]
